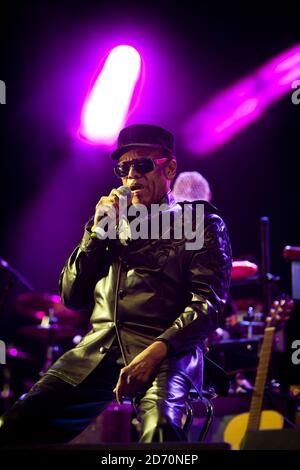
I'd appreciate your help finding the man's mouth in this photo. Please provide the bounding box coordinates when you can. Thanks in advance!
[130,183,144,192]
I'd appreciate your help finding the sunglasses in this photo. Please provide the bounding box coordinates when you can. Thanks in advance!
[114,157,169,178]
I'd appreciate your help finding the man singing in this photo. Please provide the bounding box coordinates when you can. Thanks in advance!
[0,124,231,444]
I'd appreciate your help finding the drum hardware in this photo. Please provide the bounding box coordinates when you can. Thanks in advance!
[0,364,13,412]
[6,346,33,362]
[0,345,33,412]
[234,372,254,394]
[0,256,35,293]
[17,308,81,376]
[208,327,230,344]
[239,305,264,338]
[14,292,82,325]
[15,293,84,376]
[231,261,258,280]
[260,217,282,315]
[283,245,300,300]
[17,321,81,340]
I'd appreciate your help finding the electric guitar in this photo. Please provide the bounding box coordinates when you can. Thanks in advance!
[223,297,294,450]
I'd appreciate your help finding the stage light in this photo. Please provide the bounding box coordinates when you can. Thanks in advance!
[183,44,300,156]
[79,45,141,145]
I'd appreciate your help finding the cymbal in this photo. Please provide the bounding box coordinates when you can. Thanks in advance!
[234,297,263,311]
[7,347,33,361]
[231,261,258,279]
[17,324,80,339]
[15,292,82,324]
[283,245,300,261]
[227,367,258,376]
[239,320,265,327]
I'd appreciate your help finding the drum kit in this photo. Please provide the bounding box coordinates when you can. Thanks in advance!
[0,287,85,411]
[0,217,289,405]
[14,292,85,373]
[0,256,264,410]
[206,216,288,391]
[11,261,261,341]
[208,260,264,342]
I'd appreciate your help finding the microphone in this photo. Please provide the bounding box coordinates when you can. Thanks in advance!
[117,185,132,199]
[92,185,132,241]
[117,185,132,244]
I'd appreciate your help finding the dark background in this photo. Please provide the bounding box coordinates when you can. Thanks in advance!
[0,0,299,410]
[0,3,299,331]
[1,1,299,293]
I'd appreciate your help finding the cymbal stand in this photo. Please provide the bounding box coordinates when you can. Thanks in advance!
[0,364,13,412]
[260,217,279,315]
[0,256,35,316]
[39,308,62,376]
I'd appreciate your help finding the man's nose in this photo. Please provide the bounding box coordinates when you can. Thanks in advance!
[127,164,141,179]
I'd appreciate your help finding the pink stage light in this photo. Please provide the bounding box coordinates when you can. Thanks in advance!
[183,44,300,156]
[9,348,18,357]
[79,45,142,145]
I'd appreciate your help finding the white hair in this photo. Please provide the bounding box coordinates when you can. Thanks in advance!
[172,171,212,202]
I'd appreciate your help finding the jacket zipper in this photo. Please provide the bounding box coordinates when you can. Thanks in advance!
[113,258,128,366]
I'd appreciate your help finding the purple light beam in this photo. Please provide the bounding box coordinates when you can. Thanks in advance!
[183,44,300,156]
[79,45,142,145]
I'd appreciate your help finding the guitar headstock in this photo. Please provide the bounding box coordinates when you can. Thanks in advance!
[266,295,294,328]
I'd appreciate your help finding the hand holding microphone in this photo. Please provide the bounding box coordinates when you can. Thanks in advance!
[91,185,132,239]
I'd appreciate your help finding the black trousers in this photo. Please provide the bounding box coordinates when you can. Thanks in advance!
[0,347,192,445]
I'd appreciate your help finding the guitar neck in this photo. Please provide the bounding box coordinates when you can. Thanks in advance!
[246,327,275,431]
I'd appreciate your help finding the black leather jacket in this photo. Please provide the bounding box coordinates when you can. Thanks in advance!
[47,192,232,393]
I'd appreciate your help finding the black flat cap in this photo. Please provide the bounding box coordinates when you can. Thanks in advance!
[111,124,174,160]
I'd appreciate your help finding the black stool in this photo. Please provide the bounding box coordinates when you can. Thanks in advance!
[183,356,230,441]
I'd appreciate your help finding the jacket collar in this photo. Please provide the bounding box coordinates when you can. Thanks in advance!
[157,190,176,208]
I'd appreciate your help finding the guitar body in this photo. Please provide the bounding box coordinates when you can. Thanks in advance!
[223,298,293,450]
[224,410,284,450]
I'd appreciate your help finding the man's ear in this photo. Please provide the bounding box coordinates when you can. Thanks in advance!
[165,159,177,180]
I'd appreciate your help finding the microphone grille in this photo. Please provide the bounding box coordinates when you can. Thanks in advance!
[117,185,132,198]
